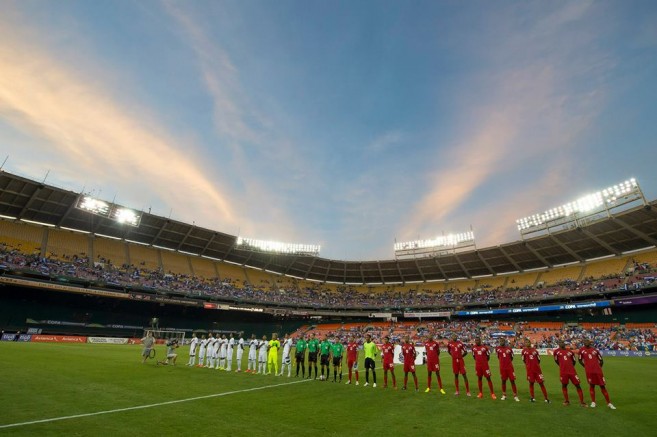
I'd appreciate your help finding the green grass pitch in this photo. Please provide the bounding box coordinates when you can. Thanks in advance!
[1,342,655,436]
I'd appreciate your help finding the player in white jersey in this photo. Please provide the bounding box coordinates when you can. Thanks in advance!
[197,335,208,367]
[258,335,269,374]
[212,335,221,370]
[213,335,222,369]
[226,334,235,371]
[247,334,258,373]
[236,335,245,372]
[205,334,215,368]
[187,333,199,366]
[218,334,228,370]
[279,334,293,377]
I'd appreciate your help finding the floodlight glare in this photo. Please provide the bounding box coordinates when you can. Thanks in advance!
[394,231,474,255]
[75,194,142,227]
[516,178,642,232]
[112,207,141,227]
[78,196,110,216]
[236,236,320,256]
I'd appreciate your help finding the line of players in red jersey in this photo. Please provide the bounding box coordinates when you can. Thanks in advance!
[361,333,616,410]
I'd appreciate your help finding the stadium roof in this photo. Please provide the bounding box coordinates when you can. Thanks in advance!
[1,170,656,284]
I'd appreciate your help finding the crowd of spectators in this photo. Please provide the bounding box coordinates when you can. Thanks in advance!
[302,320,656,351]
[0,245,655,311]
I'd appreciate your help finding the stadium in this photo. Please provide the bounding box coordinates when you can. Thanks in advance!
[2,2,657,436]
[1,169,656,434]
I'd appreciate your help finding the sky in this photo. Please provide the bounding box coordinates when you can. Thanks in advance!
[1,0,656,261]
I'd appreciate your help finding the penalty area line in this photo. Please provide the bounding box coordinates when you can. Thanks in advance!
[0,378,310,429]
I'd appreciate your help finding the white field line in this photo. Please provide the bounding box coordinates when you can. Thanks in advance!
[0,365,385,429]
[0,379,309,429]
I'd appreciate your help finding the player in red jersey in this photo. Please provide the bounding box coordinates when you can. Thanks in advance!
[554,340,586,407]
[578,339,616,409]
[424,335,445,394]
[495,338,519,402]
[521,339,550,403]
[447,334,471,396]
[345,335,360,386]
[401,336,419,392]
[380,336,397,389]
[472,338,497,400]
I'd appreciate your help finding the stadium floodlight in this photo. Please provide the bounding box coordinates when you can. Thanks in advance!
[111,207,141,227]
[76,194,142,227]
[516,178,643,234]
[236,236,321,256]
[394,230,475,258]
[77,196,110,217]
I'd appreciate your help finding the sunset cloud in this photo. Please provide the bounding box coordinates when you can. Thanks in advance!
[0,18,237,229]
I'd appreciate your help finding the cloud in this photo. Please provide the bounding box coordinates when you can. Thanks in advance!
[400,1,611,245]
[0,13,238,228]
[367,130,405,153]
[162,1,318,242]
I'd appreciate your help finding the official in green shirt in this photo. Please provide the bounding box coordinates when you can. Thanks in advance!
[363,334,379,387]
[330,339,344,382]
[319,336,332,380]
[307,333,320,379]
[294,336,307,378]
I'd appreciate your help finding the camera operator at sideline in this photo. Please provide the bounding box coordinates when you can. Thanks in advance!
[158,339,179,366]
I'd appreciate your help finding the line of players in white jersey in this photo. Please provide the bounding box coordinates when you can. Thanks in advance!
[186,332,294,376]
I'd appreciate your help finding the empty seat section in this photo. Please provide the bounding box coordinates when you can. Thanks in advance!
[584,257,628,279]
[0,221,43,254]
[245,268,273,290]
[449,279,476,293]
[161,251,191,275]
[629,249,657,268]
[94,237,127,266]
[581,322,620,330]
[419,282,447,293]
[128,244,161,270]
[190,257,217,280]
[539,265,582,285]
[507,272,538,289]
[46,228,88,261]
[217,262,246,286]
[477,276,507,290]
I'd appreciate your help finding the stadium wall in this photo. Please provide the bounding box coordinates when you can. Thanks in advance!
[0,285,306,338]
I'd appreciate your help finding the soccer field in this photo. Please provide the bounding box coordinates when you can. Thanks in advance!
[1,343,655,436]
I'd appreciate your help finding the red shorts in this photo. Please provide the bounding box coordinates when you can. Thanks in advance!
[559,373,581,385]
[526,371,545,384]
[500,368,516,381]
[383,360,394,371]
[476,366,491,378]
[586,373,606,386]
[348,360,358,371]
[452,359,466,375]
[403,361,416,373]
[427,360,440,372]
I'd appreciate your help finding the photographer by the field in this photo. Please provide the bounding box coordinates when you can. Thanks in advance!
[157,339,179,366]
